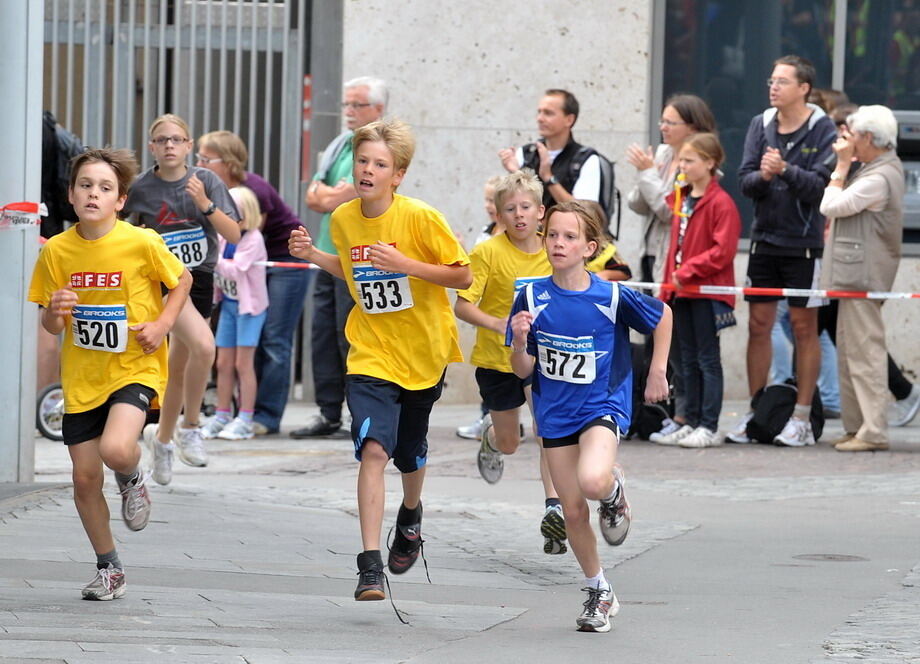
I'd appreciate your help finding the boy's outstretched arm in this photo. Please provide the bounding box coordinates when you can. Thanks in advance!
[289,226,345,279]
[131,268,192,354]
[454,297,507,334]
[645,303,672,403]
[367,242,472,289]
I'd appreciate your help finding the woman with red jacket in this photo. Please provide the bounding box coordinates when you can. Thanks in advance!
[659,133,741,448]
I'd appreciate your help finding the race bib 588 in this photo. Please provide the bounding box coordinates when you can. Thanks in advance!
[352,264,414,314]
[162,227,207,268]
[535,330,596,384]
[71,304,128,353]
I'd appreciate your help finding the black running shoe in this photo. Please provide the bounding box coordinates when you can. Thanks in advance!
[355,551,385,601]
[388,503,424,575]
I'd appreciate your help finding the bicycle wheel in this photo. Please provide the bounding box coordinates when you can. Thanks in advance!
[36,383,66,441]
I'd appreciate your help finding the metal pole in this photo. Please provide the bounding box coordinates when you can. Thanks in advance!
[0,0,42,482]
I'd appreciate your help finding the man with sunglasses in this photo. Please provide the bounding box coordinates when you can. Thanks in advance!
[291,77,387,438]
[733,55,837,447]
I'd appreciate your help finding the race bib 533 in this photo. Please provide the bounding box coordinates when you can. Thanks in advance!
[352,264,414,314]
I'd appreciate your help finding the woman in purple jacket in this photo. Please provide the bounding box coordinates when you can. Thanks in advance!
[196,131,310,434]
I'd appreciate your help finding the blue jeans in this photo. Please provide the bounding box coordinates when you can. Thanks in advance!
[770,300,841,411]
[674,298,723,431]
[253,262,312,432]
[311,269,354,422]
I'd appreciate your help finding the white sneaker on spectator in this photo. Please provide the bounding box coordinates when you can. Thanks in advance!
[649,418,681,443]
[725,412,753,444]
[200,415,230,440]
[889,384,920,427]
[217,417,255,440]
[773,417,815,447]
[174,426,208,467]
[651,424,693,446]
[679,426,722,448]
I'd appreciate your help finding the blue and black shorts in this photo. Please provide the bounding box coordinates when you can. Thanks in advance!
[345,372,445,473]
[62,383,156,446]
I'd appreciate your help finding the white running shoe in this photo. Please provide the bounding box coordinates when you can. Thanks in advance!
[576,585,619,633]
[143,424,173,486]
[200,415,230,439]
[456,416,484,440]
[889,384,920,427]
[679,426,723,448]
[651,424,693,446]
[649,418,682,443]
[725,412,753,444]
[174,426,208,467]
[773,416,815,447]
[217,417,255,440]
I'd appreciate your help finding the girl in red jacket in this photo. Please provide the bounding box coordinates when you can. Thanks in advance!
[660,133,740,448]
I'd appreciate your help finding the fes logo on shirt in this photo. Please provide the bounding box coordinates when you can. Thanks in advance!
[70,272,123,290]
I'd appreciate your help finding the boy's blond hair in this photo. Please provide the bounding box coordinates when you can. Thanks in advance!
[199,130,248,183]
[229,186,262,231]
[352,119,415,172]
[493,168,543,212]
[148,113,190,139]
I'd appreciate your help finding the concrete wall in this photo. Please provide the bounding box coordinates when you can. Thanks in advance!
[341,0,920,407]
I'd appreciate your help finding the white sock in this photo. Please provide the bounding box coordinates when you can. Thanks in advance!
[602,480,620,504]
[584,570,610,591]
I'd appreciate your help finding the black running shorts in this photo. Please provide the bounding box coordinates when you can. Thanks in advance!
[475,367,532,412]
[542,415,619,449]
[62,383,156,446]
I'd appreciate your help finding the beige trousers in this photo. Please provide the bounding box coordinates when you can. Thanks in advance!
[836,299,889,443]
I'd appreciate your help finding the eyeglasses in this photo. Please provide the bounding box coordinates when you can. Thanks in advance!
[659,119,687,127]
[195,153,222,165]
[151,136,189,146]
[341,102,372,110]
[766,78,796,88]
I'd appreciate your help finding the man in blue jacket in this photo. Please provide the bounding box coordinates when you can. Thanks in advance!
[730,55,836,447]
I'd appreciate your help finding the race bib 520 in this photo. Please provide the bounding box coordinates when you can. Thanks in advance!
[71,304,128,353]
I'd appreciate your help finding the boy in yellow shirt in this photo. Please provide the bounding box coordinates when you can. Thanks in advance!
[289,119,472,603]
[454,170,569,554]
[28,148,191,600]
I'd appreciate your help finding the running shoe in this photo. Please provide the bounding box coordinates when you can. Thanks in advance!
[889,384,920,427]
[678,426,723,448]
[117,471,151,532]
[540,504,568,555]
[576,584,619,633]
[174,426,208,467]
[725,412,753,444]
[355,551,386,601]
[143,424,173,486]
[597,465,631,546]
[387,504,424,575]
[477,415,504,484]
[773,417,815,447]
[81,565,126,601]
[456,415,484,440]
[650,423,693,446]
[200,415,230,439]
[217,417,255,440]
[290,414,341,438]
[648,417,680,443]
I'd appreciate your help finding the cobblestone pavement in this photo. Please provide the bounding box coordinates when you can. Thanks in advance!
[1,401,918,662]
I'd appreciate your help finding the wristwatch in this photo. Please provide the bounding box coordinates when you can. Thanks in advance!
[829,172,845,182]
[202,201,217,216]
[546,175,559,186]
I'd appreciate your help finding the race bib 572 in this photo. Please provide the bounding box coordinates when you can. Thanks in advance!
[535,330,596,384]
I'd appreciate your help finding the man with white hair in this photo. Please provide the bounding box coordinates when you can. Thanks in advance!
[820,104,904,452]
[291,77,387,438]
[733,55,837,447]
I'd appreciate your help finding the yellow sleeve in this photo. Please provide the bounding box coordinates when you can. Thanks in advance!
[27,244,60,308]
[418,209,470,267]
[143,229,185,289]
[456,243,490,303]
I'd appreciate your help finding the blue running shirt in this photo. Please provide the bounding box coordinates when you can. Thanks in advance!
[506,273,663,438]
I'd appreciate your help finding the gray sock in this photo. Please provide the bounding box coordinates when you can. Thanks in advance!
[96,549,122,570]
[114,468,139,489]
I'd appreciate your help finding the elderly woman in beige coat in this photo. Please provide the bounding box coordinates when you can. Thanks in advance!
[820,105,905,452]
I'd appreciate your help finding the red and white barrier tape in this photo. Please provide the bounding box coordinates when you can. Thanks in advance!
[256,261,319,269]
[628,281,920,301]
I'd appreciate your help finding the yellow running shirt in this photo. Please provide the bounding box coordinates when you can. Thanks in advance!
[29,221,185,413]
[457,233,551,373]
[331,195,469,390]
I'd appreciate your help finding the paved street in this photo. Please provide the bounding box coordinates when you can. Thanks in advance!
[2,400,920,663]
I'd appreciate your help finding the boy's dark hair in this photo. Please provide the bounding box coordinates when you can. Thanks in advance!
[545,88,579,122]
[69,148,138,198]
[665,94,717,134]
[773,55,817,96]
[830,102,859,128]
